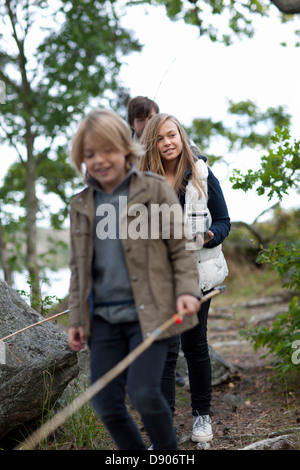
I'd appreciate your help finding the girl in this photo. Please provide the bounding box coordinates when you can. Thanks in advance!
[67,108,201,450]
[140,113,231,443]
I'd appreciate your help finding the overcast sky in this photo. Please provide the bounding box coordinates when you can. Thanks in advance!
[119,4,300,223]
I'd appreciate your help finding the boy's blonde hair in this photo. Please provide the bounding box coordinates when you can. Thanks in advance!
[140,113,206,199]
[71,108,144,174]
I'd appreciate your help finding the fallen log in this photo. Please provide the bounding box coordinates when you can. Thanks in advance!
[239,435,294,450]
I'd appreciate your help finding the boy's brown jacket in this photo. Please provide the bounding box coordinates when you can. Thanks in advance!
[68,170,199,341]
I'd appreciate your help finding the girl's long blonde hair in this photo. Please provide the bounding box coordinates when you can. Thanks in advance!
[71,108,144,175]
[140,113,206,199]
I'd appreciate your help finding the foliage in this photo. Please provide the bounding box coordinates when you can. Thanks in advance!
[60,390,110,450]
[187,100,291,165]
[230,127,300,200]
[16,273,64,315]
[40,378,110,450]
[0,0,141,196]
[0,0,141,299]
[241,277,300,376]
[232,129,300,378]
[257,240,300,291]
[127,0,299,45]
[127,0,268,43]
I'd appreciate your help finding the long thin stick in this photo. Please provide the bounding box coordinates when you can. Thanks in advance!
[15,287,225,451]
[0,310,69,342]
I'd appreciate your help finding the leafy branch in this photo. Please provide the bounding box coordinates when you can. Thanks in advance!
[230,127,300,200]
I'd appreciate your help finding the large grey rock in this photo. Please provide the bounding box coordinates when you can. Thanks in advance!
[0,280,78,439]
[176,344,233,387]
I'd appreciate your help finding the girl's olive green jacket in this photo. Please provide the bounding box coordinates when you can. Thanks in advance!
[68,170,199,341]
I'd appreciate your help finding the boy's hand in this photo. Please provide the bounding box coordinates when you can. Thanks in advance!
[176,295,200,316]
[68,326,86,351]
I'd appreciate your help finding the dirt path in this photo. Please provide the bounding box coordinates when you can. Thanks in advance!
[171,297,300,450]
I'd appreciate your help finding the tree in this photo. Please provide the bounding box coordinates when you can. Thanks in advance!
[187,99,292,165]
[0,0,141,305]
[127,0,300,45]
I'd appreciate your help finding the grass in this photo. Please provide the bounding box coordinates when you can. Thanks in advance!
[51,403,111,450]
[14,378,113,451]
[213,260,283,308]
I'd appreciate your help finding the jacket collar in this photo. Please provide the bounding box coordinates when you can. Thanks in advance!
[71,169,152,214]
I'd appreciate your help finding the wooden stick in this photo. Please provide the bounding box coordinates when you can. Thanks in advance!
[15,287,225,450]
[0,310,69,342]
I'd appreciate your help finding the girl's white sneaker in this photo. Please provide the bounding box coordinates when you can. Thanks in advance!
[191,414,213,442]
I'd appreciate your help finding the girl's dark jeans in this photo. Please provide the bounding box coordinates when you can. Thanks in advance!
[89,316,178,450]
[162,298,212,416]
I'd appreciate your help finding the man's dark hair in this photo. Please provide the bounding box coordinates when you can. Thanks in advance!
[127,96,160,127]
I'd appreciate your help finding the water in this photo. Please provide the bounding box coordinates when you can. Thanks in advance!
[1,267,71,304]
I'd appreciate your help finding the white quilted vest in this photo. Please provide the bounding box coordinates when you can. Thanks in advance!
[184,159,229,293]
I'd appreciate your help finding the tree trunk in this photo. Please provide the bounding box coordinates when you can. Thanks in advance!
[25,139,40,309]
[17,27,41,309]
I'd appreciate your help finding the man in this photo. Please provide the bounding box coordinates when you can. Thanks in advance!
[127,96,159,140]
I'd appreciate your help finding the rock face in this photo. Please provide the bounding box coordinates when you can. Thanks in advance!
[0,280,78,439]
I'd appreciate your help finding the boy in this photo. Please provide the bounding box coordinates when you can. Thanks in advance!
[127,96,159,140]
[68,108,200,450]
